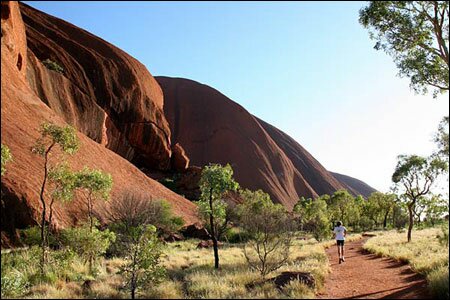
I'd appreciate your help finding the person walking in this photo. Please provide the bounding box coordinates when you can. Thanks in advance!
[333,221,347,264]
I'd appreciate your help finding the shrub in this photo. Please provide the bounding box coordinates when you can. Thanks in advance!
[60,220,115,274]
[107,189,184,241]
[437,223,449,247]
[42,59,64,73]
[428,264,449,300]
[116,224,165,299]
[239,190,295,277]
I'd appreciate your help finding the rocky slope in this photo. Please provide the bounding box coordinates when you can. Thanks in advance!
[1,2,199,247]
[158,76,376,208]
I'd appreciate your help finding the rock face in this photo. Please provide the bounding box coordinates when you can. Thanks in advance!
[1,2,199,247]
[329,172,376,198]
[20,3,172,171]
[157,76,376,209]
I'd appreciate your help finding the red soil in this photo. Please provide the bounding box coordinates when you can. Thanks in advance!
[318,238,430,299]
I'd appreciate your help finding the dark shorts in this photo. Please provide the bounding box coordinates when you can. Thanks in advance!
[336,240,345,246]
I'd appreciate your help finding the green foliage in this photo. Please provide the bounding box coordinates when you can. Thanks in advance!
[304,196,332,241]
[326,189,361,229]
[239,189,294,277]
[48,162,79,203]
[434,116,449,161]
[75,167,113,200]
[32,122,79,156]
[198,163,239,238]
[42,58,64,74]
[359,1,449,97]
[61,220,116,273]
[1,143,12,176]
[117,224,165,299]
[20,226,57,248]
[437,222,449,247]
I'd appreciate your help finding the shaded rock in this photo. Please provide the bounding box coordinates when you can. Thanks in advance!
[197,240,223,249]
[164,232,184,242]
[171,143,189,172]
[271,271,316,289]
[181,223,210,240]
[175,166,202,200]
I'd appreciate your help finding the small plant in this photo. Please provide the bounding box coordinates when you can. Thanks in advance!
[116,224,165,299]
[239,189,295,278]
[1,143,12,176]
[437,223,449,247]
[61,220,116,274]
[42,59,64,73]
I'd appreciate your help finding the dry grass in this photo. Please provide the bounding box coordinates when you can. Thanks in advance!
[3,233,363,299]
[363,228,449,299]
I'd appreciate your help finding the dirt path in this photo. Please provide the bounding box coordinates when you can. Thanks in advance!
[317,237,430,299]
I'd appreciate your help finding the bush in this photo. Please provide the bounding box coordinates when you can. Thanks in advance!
[107,190,184,239]
[437,223,449,247]
[428,264,449,300]
[224,227,252,243]
[42,59,64,73]
[60,220,115,274]
[116,224,165,299]
[239,190,295,277]
[21,226,59,248]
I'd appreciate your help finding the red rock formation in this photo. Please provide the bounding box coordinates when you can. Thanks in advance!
[329,172,376,198]
[157,76,376,208]
[1,2,198,247]
[158,76,318,210]
[20,2,172,171]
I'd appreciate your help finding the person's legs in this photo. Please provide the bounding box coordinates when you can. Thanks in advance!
[341,245,345,261]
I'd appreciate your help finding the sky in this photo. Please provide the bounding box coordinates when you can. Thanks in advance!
[24,1,449,193]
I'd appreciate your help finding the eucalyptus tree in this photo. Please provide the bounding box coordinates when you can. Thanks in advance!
[32,122,79,272]
[360,1,449,97]
[392,154,447,241]
[198,163,239,269]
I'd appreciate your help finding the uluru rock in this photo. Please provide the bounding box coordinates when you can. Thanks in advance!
[1,2,199,247]
[157,76,376,208]
[329,172,376,198]
[20,2,172,171]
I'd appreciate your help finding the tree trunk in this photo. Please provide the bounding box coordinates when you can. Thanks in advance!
[383,210,389,229]
[88,192,93,233]
[39,143,54,274]
[407,204,414,242]
[208,188,219,269]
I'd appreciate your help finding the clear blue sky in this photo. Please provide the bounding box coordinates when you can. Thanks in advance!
[24,1,449,193]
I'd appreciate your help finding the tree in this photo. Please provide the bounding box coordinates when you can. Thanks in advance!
[197,163,239,269]
[434,116,449,161]
[423,194,449,226]
[46,162,78,245]
[238,190,294,277]
[114,224,165,299]
[359,1,449,97]
[326,190,359,228]
[75,167,113,232]
[296,195,332,241]
[31,122,79,273]
[1,144,12,176]
[364,192,396,229]
[293,196,313,231]
[392,154,447,241]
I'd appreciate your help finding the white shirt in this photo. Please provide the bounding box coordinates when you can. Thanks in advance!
[333,225,347,240]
